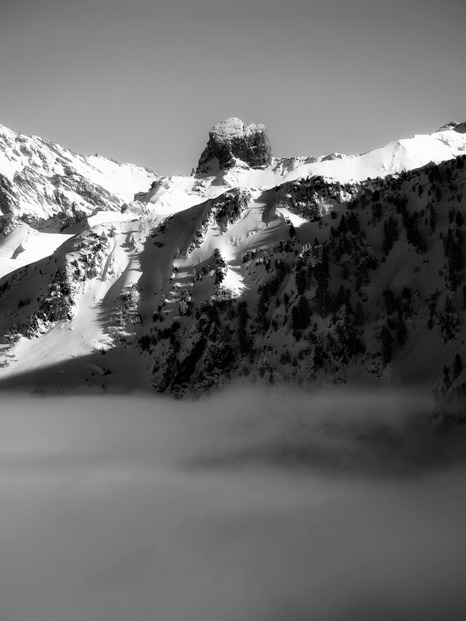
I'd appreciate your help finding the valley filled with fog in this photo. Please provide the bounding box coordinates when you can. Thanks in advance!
[0,387,466,621]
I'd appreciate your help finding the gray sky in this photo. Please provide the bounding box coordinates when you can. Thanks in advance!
[1,0,465,175]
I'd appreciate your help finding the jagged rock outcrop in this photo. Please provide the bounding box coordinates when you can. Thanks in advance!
[437,121,466,134]
[0,173,18,216]
[196,117,272,174]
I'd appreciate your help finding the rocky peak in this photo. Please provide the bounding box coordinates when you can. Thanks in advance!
[437,121,466,134]
[196,117,272,174]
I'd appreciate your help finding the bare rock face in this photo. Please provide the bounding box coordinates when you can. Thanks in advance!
[196,117,272,174]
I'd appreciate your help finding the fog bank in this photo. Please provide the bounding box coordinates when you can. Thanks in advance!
[0,387,465,621]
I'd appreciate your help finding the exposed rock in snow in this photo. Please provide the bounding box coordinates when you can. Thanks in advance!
[437,121,466,133]
[321,152,345,162]
[453,122,466,134]
[197,117,272,174]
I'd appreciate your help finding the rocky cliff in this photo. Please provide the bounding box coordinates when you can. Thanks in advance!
[197,117,272,173]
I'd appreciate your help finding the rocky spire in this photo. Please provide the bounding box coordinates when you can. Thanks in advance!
[196,117,272,174]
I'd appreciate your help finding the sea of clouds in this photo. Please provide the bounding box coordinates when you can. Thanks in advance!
[0,386,465,621]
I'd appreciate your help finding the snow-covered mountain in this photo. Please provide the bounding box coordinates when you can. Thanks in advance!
[1,117,466,416]
[0,123,157,222]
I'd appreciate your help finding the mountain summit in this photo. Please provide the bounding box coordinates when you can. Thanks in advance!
[196,117,272,174]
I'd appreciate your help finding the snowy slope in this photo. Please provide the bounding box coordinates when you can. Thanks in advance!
[0,124,157,220]
[1,119,466,402]
[0,223,73,278]
[123,124,466,229]
[280,127,466,184]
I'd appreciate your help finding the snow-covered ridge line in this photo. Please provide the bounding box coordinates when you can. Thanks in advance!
[0,123,157,221]
[189,123,466,190]
[260,127,466,186]
[1,119,466,226]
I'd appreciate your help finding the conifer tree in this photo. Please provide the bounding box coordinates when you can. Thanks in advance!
[380,325,393,364]
[453,353,463,380]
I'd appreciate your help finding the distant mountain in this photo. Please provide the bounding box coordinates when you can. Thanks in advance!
[1,118,466,419]
[0,123,156,224]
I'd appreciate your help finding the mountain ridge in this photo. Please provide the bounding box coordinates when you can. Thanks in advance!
[1,118,466,419]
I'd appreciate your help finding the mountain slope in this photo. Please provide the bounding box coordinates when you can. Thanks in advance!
[274,124,466,184]
[0,123,157,223]
[1,118,466,412]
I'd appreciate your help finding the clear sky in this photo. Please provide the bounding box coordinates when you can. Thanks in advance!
[1,0,465,175]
